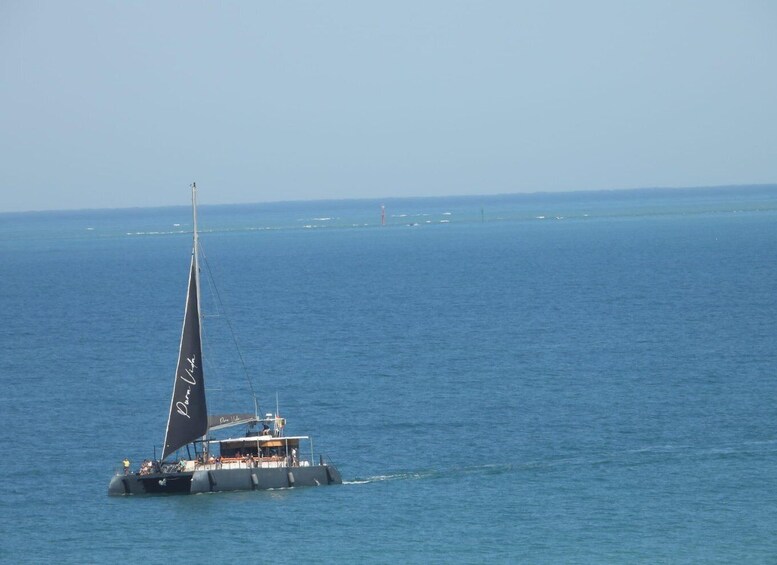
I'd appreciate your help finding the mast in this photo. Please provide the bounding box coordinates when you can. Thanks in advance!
[191,184,203,388]
[191,181,204,449]
[192,182,200,281]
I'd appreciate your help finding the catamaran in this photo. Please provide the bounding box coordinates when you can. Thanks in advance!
[108,184,341,495]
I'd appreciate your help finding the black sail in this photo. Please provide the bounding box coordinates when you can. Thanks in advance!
[162,255,208,460]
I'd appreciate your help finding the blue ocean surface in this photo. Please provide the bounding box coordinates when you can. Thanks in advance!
[1,186,777,563]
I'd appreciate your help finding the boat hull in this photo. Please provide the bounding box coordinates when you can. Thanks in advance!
[108,464,342,495]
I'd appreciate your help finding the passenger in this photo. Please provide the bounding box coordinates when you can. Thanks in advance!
[122,458,130,475]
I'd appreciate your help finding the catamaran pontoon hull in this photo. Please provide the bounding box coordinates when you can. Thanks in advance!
[109,464,342,495]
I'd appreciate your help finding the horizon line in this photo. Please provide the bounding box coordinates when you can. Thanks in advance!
[2,182,776,216]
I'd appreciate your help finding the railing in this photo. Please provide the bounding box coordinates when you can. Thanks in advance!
[192,455,312,471]
[116,454,324,475]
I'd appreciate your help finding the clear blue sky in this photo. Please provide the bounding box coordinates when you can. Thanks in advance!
[1,1,775,212]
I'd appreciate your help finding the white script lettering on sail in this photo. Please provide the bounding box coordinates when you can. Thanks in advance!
[175,355,197,418]
[176,399,190,418]
[180,355,198,385]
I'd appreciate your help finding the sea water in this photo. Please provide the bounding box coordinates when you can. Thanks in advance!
[1,186,777,563]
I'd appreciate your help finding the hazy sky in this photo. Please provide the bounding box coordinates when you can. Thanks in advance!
[1,1,776,212]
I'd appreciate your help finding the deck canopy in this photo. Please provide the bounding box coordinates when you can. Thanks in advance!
[213,435,308,447]
[213,435,309,458]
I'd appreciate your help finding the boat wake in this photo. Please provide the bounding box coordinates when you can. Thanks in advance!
[344,471,437,485]
[344,440,777,486]
[345,464,517,485]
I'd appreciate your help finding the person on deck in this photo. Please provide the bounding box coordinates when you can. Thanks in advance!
[123,458,130,475]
